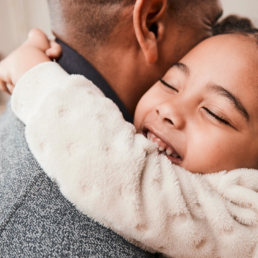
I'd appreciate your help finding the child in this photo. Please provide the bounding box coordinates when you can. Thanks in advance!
[1,17,258,258]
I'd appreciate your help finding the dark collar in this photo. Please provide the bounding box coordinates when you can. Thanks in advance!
[56,39,133,124]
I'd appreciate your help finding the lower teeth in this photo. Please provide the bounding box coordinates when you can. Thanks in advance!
[159,151,179,159]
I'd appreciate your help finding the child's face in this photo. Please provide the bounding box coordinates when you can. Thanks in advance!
[134,34,258,173]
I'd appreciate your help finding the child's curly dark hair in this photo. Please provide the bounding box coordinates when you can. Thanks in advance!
[213,15,258,39]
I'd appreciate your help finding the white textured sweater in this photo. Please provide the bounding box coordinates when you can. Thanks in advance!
[11,62,258,258]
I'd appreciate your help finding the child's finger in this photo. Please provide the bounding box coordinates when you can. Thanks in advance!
[46,40,62,59]
[26,28,51,51]
[6,83,14,94]
[0,63,8,93]
[0,80,11,95]
[0,62,14,95]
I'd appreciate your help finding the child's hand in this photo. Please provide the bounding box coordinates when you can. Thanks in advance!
[0,29,52,94]
[46,40,62,60]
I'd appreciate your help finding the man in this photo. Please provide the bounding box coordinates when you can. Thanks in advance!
[0,0,222,257]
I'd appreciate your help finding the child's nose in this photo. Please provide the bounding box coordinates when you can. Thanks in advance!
[156,101,185,130]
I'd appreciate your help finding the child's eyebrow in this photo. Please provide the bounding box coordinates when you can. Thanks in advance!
[208,84,250,122]
[170,63,250,122]
[171,63,189,76]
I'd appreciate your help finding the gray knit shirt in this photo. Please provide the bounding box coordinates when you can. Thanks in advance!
[0,102,155,258]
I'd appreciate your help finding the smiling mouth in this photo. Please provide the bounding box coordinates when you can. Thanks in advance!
[145,130,182,164]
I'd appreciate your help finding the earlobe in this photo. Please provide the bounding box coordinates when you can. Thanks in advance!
[133,0,167,64]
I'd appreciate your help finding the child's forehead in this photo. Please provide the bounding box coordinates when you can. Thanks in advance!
[180,34,258,75]
[188,33,254,53]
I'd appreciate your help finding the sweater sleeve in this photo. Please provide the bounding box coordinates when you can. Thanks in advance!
[11,62,258,258]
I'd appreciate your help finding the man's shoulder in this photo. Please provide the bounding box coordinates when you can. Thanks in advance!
[0,104,154,258]
[0,104,42,224]
[0,170,154,257]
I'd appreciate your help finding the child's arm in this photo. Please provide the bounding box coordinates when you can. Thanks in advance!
[0,29,51,95]
[2,33,258,258]
[12,63,258,258]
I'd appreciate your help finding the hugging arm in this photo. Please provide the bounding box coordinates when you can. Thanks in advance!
[11,62,258,258]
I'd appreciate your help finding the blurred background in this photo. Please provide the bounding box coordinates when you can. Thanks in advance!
[0,0,258,114]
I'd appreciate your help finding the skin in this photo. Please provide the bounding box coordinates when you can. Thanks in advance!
[50,0,222,115]
[134,34,258,173]
[1,32,258,174]
[0,30,51,93]
[1,1,222,115]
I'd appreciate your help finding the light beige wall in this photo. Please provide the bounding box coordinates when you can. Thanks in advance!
[0,0,52,58]
[0,0,53,111]
[221,0,258,25]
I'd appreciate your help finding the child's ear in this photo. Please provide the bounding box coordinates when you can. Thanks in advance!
[133,0,167,64]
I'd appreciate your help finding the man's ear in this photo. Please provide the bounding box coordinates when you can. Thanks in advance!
[133,0,168,64]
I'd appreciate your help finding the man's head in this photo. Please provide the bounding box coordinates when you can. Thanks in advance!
[134,16,258,173]
[48,0,222,114]
[48,0,222,51]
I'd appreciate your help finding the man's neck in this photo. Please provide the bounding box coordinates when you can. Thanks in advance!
[86,47,147,116]
[56,37,156,116]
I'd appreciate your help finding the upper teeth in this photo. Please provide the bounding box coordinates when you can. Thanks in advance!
[147,132,180,159]
[166,149,172,156]
[159,147,165,152]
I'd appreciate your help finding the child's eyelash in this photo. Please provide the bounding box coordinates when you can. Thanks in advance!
[158,80,232,127]
[160,79,179,92]
[203,107,231,126]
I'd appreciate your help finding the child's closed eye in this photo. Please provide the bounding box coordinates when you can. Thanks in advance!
[202,107,231,126]
[160,79,179,93]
